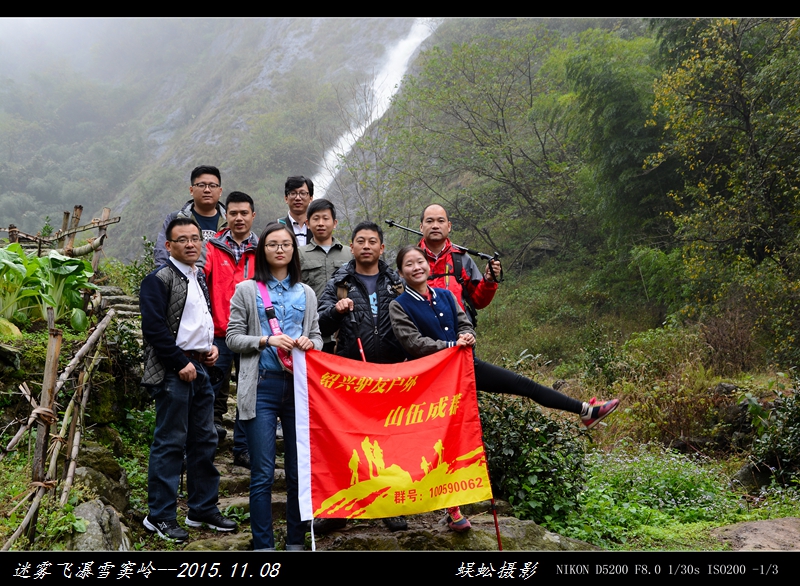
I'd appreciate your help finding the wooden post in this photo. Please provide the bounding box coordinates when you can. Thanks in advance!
[8,224,18,243]
[55,211,71,252]
[28,308,61,542]
[90,208,111,273]
[85,208,111,312]
[64,205,83,252]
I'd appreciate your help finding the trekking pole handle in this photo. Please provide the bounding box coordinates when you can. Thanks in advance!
[385,219,503,282]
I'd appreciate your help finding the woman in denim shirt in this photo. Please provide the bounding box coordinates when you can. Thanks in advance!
[227,223,322,550]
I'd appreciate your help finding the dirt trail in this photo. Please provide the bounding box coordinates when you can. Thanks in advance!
[712,517,800,551]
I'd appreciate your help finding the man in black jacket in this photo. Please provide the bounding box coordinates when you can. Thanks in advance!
[154,166,227,267]
[318,221,405,364]
[317,221,408,533]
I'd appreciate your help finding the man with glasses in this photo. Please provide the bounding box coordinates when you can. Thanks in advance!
[278,175,314,247]
[140,217,237,542]
[154,166,227,267]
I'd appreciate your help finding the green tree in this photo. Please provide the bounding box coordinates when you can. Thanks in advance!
[564,30,678,248]
[651,18,800,363]
[384,28,581,268]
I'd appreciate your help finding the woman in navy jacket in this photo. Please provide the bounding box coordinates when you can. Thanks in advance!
[389,245,619,532]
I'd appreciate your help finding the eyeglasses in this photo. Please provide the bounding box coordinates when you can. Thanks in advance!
[169,236,202,245]
[287,191,310,199]
[192,182,221,190]
[265,242,293,251]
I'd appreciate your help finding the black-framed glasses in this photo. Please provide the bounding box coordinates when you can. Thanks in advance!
[192,182,221,190]
[169,236,202,245]
[265,242,293,251]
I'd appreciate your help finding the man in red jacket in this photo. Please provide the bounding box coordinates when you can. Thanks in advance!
[418,204,502,325]
[203,191,257,468]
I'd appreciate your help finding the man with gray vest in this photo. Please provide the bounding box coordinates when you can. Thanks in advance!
[140,217,236,542]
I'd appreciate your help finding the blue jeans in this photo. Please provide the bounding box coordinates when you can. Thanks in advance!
[213,337,248,457]
[244,370,303,549]
[147,362,220,521]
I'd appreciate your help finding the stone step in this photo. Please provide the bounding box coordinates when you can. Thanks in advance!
[103,295,140,307]
[105,304,140,313]
[114,310,142,319]
[97,286,126,296]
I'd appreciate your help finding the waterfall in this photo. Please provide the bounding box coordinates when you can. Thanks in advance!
[311,18,438,198]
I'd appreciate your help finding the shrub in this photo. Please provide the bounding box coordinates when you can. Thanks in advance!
[479,392,586,524]
[100,236,155,296]
[620,324,707,382]
[553,443,741,547]
[751,388,800,484]
[580,322,730,447]
[581,323,623,386]
[700,285,761,375]
[623,362,728,446]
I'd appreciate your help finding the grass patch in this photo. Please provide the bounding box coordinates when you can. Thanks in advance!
[547,442,800,550]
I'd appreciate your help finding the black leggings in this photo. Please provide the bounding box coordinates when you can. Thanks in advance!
[474,359,583,414]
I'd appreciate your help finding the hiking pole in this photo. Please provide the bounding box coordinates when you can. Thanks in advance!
[481,433,503,550]
[351,311,367,363]
[384,219,504,283]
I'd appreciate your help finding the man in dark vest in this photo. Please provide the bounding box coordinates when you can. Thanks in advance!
[140,217,237,542]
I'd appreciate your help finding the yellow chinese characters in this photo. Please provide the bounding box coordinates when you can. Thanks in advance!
[384,393,462,427]
[319,372,418,393]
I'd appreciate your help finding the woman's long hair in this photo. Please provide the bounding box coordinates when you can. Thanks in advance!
[253,222,301,286]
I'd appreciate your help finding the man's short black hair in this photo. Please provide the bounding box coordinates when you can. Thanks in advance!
[351,221,383,243]
[284,176,314,197]
[307,199,336,221]
[166,217,201,241]
[190,165,221,185]
[420,203,449,223]
[225,191,254,212]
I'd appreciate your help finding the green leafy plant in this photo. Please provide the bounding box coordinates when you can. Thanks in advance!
[751,387,800,485]
[1,244,97,331]
[40,216,54,239]
[33,503,87,550]
[105,320,144,370]
[0,244,47,323]
[479,392,586,524]
[223,505,250,523]
[36,251,98,330]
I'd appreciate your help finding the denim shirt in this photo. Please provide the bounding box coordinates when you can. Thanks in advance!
[256,276,306,372]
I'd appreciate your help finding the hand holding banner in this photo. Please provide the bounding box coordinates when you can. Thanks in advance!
[294,346,492,521]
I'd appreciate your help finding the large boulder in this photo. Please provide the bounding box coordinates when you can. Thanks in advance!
[64,499,132,551]
[73,442,130,513]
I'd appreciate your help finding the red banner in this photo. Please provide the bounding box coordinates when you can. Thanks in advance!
[293,347,491,521]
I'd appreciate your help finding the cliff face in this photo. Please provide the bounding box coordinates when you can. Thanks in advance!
[0,18,423,259]
[107,18,422,259]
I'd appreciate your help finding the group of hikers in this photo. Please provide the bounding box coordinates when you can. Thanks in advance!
[140,165,620,550]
